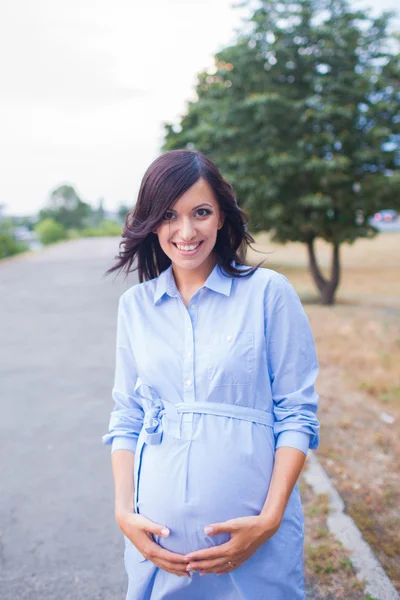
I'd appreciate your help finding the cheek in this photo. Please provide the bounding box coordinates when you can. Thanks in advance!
[155,225,171,245]
[206,224,220,241]
[200,218,220,237]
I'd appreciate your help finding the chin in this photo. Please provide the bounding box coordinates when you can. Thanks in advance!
[173,257,207,271]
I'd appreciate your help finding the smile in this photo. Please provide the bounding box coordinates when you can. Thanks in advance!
[172,241,204,255]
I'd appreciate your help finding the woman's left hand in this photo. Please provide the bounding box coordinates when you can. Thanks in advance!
[184,513,282,575]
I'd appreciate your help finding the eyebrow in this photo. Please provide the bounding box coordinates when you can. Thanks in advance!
[168,203,213,212]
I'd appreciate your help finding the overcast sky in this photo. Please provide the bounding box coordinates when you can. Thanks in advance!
[1,0,398,216]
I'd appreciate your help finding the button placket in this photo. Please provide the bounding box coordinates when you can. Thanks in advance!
[182,297,198,439]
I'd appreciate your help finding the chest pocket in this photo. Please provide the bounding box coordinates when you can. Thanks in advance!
[207,330,254,386]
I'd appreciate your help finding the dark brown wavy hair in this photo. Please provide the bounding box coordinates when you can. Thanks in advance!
[105,149,264,282]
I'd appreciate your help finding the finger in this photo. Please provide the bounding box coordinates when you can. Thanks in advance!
[187,557,227,572]
[156,563,190,578]
[152,546,191,566]
[200,557,246,575]
[203,519,240,536]
[154,556,192,576]
[136,515,171,538]
[184,542,232,562]
[213,561,241,575]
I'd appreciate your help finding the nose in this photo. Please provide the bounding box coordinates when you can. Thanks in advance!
[180,217,197,241]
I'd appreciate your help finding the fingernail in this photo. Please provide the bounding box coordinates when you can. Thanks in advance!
[204,526,213,534]
[161,528,169,537]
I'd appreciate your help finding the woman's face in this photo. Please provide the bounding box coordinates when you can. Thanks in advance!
[153,177,224,271]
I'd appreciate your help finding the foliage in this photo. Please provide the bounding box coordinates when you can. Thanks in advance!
[80,219,122,237]
[34,218,68,245]
[0,232,28,259]
[83,197,109,228]
[1,214,36,230]
[39,184,92,230]
[162,0,400,303]
[66,228,81,240]
[0,218,29,258]
[118,203,131,223]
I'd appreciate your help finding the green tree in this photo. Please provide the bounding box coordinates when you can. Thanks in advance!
[118,203,131,223]
[163,0,400,304]
[34,218,67,245]
[81,220,122,237]
[0,232,28,259]
[96,197,106,223]
[0,216,29,258]
[39,184,92,230]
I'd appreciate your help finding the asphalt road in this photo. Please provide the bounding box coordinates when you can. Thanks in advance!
[0,238,322,600]
[0,238,137,600]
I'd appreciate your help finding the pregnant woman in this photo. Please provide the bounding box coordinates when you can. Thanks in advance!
[102,149,320,600]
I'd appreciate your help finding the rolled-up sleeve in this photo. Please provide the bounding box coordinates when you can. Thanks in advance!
[102,294,144,454]
[265,273,320,456]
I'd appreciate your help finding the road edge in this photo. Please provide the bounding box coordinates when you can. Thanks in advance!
[304,451,399,600]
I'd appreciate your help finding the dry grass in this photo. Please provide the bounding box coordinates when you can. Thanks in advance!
[248,231,400,592]
[299,477,366,599]
[309,305,400,410]
[247,231,400,305]
[247,230,400,269]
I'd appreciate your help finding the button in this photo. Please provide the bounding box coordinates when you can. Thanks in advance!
[226,335,232,342]
[187,351,192,358]
[186,379,192,386]
[187,326,191,331]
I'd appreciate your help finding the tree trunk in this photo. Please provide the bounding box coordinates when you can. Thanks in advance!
[306,239,341,305]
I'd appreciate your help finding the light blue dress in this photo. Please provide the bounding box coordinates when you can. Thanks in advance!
[102,261,320,600]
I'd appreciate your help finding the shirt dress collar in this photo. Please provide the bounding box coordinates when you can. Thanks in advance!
[154,261,234,305]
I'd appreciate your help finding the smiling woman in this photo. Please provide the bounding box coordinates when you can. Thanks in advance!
[102,149,320,600]
[151,178,224,283]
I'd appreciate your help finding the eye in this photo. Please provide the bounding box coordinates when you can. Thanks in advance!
[162,211,175,221]
[196,208,212,217]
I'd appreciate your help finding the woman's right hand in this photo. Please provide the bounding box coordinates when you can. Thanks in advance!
[116,510,191,578]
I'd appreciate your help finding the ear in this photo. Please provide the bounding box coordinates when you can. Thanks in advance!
[217,213,225,230]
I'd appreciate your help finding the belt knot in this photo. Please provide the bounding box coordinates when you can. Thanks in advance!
[134,377,171,445]
[143,399,165,445]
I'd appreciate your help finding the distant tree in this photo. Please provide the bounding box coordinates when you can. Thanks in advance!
[0,232,27,259]
[39,184,92,230]
[96,197,106,222]
[84,197,107,228]
[34,218,67,245]
[118,203,131,223]
[0,218,28,258]
[163,0,400,304]
[81,220,122,237]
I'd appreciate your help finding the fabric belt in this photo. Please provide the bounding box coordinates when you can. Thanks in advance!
[133,377,275,512]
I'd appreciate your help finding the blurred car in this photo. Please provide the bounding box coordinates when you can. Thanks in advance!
[372,209,398,223]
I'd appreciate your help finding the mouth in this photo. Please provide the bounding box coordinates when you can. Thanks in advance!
[172,241,204,256]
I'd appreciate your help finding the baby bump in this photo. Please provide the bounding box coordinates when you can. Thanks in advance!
[134,416,276,555]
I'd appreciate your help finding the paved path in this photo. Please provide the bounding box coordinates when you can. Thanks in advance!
[0,238,136,599]
[0,238,328,599]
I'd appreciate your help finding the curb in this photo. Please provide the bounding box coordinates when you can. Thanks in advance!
[304,451,399,600]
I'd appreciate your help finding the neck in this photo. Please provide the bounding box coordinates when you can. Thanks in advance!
[171,254,217,293]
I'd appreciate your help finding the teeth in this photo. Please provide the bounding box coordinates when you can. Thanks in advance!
[176,243,201,251]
